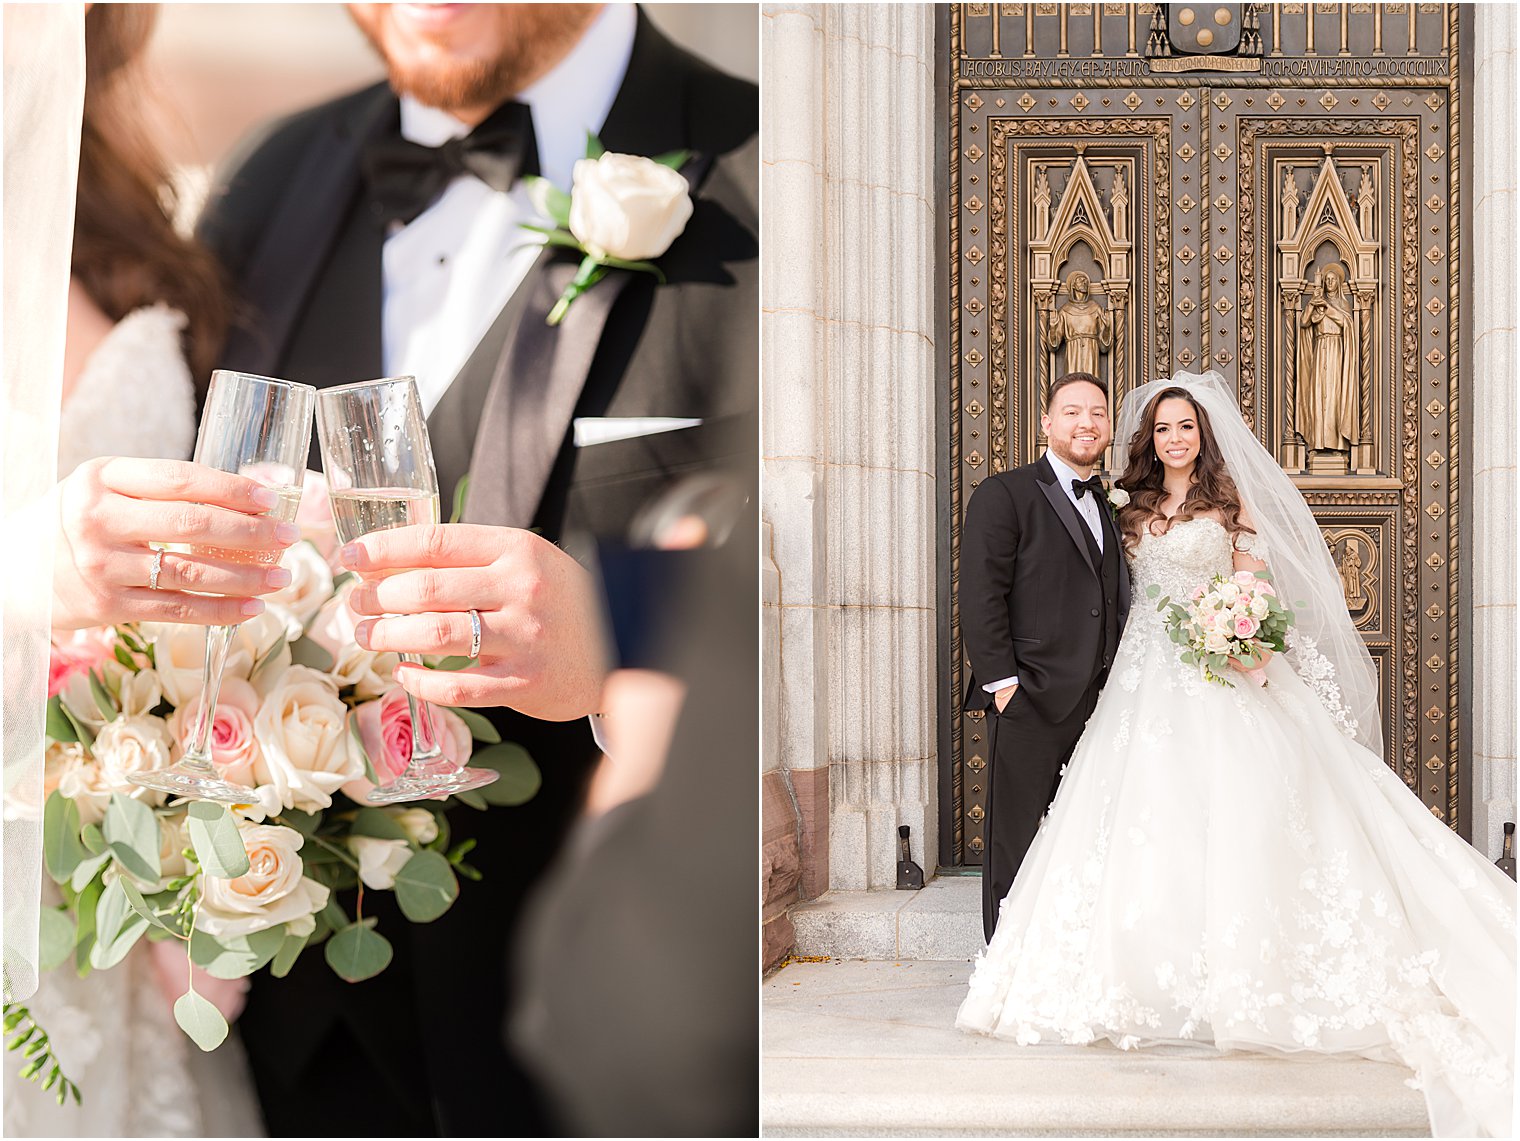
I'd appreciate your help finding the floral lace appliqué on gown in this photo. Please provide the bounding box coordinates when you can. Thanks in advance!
[957,517,1516,1138]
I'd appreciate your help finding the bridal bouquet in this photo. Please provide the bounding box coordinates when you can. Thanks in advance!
[21,476,539,1086]
[1148,570,1294,687]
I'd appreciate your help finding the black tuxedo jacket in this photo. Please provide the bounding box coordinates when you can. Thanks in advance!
[196,15,756,1137]
[960,456,1132,724]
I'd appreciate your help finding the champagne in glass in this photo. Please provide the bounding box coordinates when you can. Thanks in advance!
[131,371,315,805]
[316,376,499,805]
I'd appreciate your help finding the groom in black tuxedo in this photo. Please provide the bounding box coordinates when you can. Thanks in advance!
[197,5,755,1135]
[959,372,1130,941]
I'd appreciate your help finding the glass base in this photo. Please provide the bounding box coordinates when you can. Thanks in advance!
[129,765,259,807]
[364,766,500,806]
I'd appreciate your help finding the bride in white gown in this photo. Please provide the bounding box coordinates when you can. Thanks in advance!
[4,6,265,1136]
[958,372,1515,1139]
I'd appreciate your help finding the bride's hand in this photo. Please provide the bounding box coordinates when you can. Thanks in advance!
[342,523,607,721]
[52,457,301,630]
[1228,642,1273,671]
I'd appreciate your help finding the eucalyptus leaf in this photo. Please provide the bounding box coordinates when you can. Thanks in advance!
[448,707,501,744]
[187,801,250,880]
[392,850,459,923]
[584,131,605,160]
[112,643,139,672]
[89,878,149,970]
[87,670,117,722]
[80,823,105,856]
[279,808,323,836]
[431,656,478,672]
[57,700,95,749]
[173,989,229,1052]
[470,743,541,807]
[320,897,349,931]
[651,148,691,169]
[103,793,161,884]
[117,876,177,933]
[350,807,410,843]
[451,789,488,811]
[324,923,393,983]
[45,697,78,744]
[270,930,310,979]
[73,876,105,975]
[37,908,75,972]
[68,850,110,894]
[43,793,88,884]
[190,926,285,980]
[289,636,335,672]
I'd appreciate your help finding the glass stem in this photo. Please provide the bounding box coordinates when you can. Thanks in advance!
[400,652,447,769]
[182,624,237,770]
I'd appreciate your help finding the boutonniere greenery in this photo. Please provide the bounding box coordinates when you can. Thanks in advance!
[521,134,693,326]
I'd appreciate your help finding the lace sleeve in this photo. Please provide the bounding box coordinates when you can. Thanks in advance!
[1232,529,1268,560]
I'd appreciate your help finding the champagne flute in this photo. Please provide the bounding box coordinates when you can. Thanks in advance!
[130,371,315,805]
[316,376,499,805]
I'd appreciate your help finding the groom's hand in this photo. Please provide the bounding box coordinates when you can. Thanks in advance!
[994,684,1018,712]
[342,523,608,721]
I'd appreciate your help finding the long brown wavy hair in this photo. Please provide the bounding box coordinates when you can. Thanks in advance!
[1114,386,1254,550]
[73,5,228,384]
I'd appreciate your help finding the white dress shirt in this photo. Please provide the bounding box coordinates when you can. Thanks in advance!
[984,450,1107,695]
[381,2,638,414]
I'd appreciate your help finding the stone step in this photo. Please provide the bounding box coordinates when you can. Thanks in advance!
[763,960,1430,1138]
[790,877,985,961]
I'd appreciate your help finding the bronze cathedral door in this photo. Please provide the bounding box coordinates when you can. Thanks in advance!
[942,3,1470,867]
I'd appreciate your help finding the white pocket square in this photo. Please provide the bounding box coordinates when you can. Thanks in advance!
[573,417,703,448]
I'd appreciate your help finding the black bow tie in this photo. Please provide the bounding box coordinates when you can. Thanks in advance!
[1071,475,1105,500]
[362,100,540,226]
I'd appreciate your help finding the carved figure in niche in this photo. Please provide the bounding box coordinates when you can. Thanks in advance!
[1337,537,1367,610]
[1047,271,1113,379]
[1296,263,1360,453]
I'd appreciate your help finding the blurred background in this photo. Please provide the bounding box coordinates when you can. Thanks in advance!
[147,3,757,201]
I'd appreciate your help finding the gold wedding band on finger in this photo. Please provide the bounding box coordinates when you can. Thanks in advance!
[468,608,482,659]
[149,548,165,591]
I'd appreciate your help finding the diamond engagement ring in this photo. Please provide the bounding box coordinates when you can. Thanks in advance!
[467,608,482,659]
[149,548,165,591]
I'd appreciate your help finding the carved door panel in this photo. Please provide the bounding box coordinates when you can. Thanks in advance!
[944,3,1467,867]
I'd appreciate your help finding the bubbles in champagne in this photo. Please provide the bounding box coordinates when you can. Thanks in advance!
[329,488,442,544]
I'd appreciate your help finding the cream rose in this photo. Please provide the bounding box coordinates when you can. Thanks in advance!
[1249,595,1270,620]
[1107,487,1131,509]
[252,666,362,813]
[348,836,412,890]
[306,582,398,699]
[265,541,335,639]
[43,742,87,800]
[568,152,693,262]
[198,823,329,939]
[55,761,114,826]
[1203,630,1232,654]
[156,811,192,886]
[90,714,174,804]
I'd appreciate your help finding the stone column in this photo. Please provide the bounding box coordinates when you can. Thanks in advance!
[761,2,940,912]
[1468,3,1516,860]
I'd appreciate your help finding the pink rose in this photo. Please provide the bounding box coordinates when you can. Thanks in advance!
[1232,570,1257,586]
[1234,616,1260,639]
[47,629,116,698]
[1190,586,1206,601]
[167,677,263,789]
[295,469,340,567]
[1255,581,1276,597]
[342,686,473,802]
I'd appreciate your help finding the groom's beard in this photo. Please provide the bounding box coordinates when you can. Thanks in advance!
[1049,438,1107,471]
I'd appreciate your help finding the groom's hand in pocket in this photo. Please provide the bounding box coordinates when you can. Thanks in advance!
[994,684,1018,713]
[342,523,608,721]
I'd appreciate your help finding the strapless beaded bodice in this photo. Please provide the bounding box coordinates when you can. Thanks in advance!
[1125,515,1236,604]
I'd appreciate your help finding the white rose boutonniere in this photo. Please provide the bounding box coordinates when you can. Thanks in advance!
[522,134,693,325]
[1107,487,1131,510]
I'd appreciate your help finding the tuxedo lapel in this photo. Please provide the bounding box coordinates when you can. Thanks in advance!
[1035,457,1099,578]
[465,252,635,528]
[222,85,395,377]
